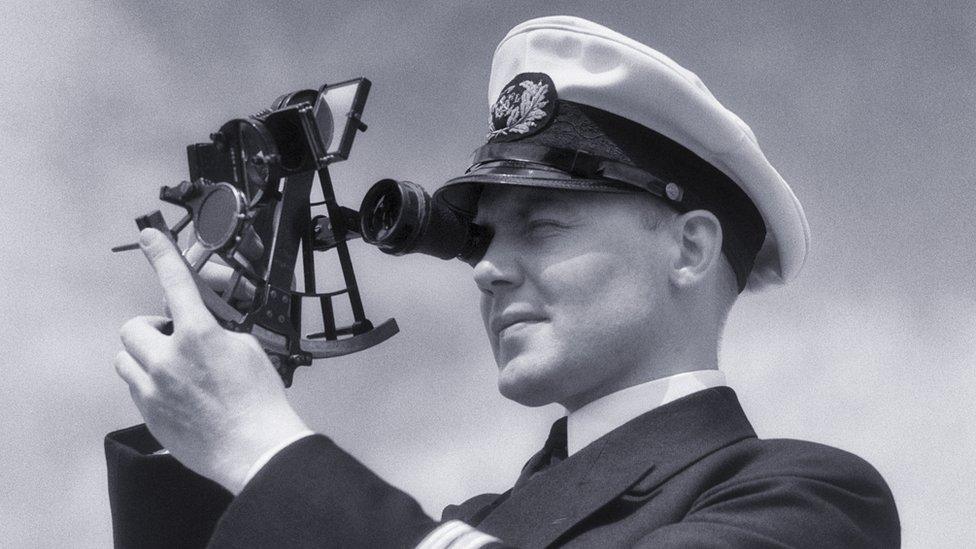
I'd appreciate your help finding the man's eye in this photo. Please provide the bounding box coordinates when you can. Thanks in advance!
[526,219,565,234]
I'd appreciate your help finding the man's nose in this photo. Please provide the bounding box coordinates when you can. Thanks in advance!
[472,236,522,294]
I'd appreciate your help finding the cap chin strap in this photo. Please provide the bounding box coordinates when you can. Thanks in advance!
[469,143,696,210]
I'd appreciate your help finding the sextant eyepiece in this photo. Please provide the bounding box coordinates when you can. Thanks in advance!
[359,179,491,264]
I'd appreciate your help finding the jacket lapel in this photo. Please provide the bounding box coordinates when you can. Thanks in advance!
[476,387,756,547]
[451,418,568,525]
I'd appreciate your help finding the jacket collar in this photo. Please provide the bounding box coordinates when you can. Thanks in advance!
[476,387,756,547]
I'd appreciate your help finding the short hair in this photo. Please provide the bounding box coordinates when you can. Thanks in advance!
[636,193,679,232]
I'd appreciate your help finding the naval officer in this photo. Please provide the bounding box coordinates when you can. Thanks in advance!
[108,15,900,548]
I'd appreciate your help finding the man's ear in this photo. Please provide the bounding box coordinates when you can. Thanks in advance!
[669,209,724,289]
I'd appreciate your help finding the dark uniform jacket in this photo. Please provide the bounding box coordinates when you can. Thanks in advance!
[104,387,900,548]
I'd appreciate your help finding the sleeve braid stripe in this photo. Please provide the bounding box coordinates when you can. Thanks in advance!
[416,520,471,549]
[450,529,503,549]
[416,520,501,549]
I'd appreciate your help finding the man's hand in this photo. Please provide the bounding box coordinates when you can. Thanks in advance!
[115,228,310,495]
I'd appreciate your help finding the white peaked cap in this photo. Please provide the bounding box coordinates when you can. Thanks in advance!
[487,16,810,291]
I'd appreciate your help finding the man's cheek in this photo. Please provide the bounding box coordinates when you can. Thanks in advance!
[542,253,620,298]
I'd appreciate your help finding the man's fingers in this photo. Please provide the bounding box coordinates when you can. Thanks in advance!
[142,315,175,336]
[139,228,216,329]
[141,315,172,329]
[119,315,171,367]
[198,262,256,303]
[114,350,153,395]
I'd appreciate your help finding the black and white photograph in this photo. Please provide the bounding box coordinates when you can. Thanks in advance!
[1,1,973,547]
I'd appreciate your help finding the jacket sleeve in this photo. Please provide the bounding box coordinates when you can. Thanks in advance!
[105,424,232,549]
[634,449,900,549]
[207,434,441,549]
[107,426,504,549]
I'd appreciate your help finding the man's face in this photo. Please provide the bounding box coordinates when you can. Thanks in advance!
[472,186,674,410]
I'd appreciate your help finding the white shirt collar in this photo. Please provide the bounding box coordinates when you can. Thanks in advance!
[566,369,728,456]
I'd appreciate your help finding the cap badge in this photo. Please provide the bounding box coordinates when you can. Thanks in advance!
[487,72,557,142]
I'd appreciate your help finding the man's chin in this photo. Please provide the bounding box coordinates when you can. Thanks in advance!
[495,359,560,407]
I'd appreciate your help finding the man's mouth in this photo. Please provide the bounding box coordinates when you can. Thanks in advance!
[491,312,547,337]
[499,320,543,336]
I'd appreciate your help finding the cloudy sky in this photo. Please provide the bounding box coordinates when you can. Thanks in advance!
[1,1,973,546]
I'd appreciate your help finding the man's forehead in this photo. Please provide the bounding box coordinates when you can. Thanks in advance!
[473,186,578,221]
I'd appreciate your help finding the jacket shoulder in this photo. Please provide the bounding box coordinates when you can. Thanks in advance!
[680,437,901,547]
[729,437,894,493]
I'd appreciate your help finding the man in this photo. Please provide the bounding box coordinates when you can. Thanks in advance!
[107,16,900,548]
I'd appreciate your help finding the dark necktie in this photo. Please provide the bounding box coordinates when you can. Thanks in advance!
[512,416,568,492]
[467,417,570,527]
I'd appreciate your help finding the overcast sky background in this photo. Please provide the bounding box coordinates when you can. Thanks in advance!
[1,1,973,547]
